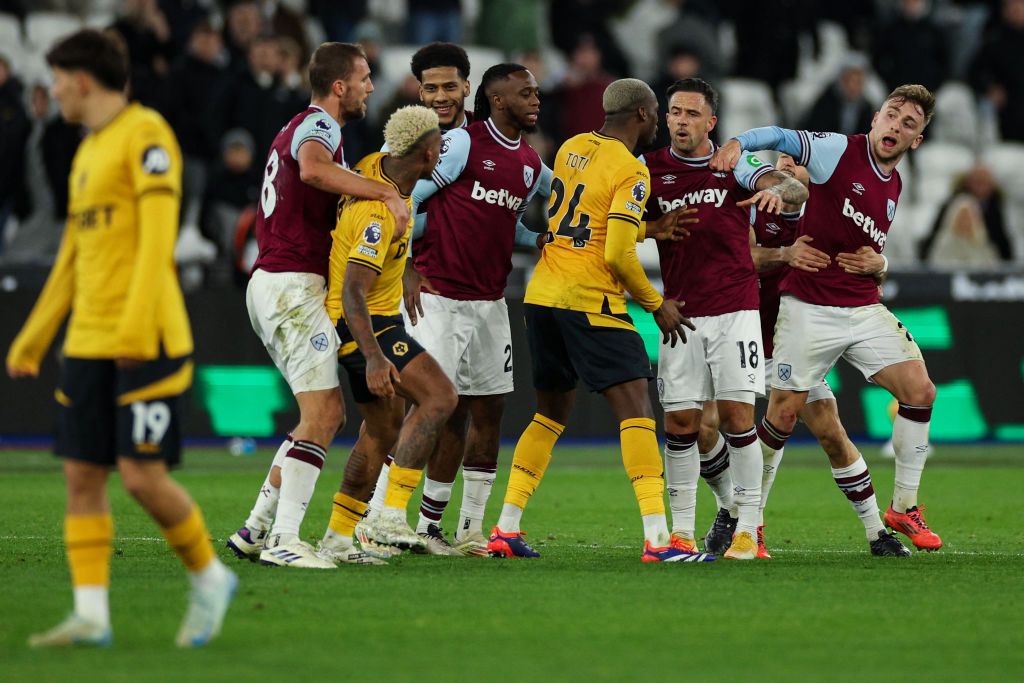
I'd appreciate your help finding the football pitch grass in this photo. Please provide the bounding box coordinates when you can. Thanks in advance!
[1,443,1021,682]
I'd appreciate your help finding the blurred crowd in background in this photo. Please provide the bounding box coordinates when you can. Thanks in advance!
[0,0,1022,287]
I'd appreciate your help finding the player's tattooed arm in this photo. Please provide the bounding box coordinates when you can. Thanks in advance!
[739,171,809,214]
[297,141,410,230]
[343,264,401,399]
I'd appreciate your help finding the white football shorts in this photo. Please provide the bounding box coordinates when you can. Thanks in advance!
[404,292,513,396]
[246,269,340,394]
[658,309,766,411]
[763,357,835,404]
[771,295,924,392]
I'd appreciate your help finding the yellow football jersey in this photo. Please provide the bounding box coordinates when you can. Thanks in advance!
[525,131,652,314]
[325,152,413,323]
[7,103,191,368]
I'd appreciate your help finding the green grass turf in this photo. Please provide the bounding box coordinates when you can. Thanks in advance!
[0,443,1022,682]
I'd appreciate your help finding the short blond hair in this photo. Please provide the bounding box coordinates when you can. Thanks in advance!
[384,105,440,156]
[603,78,655,115]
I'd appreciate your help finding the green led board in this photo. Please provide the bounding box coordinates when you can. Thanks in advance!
[626,302,661,362]
[195,365,290,436]
[889,306,952,349]
[861,379,987,441]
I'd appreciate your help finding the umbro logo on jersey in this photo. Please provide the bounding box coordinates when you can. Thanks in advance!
[662,174,676,184]
[842,197,887,248]
[470,180,524,211]
[482,159,496,171]
[766,222,781,234]
[852,182,865,195]
[656,188,728,213]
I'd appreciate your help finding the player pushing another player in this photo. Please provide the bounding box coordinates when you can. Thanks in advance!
[642,78,810,560]
[712,84,943,552]
[227,43,412,569]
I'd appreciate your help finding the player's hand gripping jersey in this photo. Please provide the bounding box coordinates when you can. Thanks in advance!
[734,129,902,307]
[525,131,660,314]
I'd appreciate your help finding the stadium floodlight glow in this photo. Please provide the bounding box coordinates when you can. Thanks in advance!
[195,365,289,436]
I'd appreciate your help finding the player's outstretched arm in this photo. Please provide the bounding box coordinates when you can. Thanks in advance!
[297,141,410,229]
[710,127,805,171]
[343,264,400,399]
[6,221,77,378]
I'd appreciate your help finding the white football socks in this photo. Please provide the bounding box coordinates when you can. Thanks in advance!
[496,503,523,533]
[270,441,326,544]
[758,446,784,527]
[892,407,931,512]
[726,428,763,537]
[458,467,496,540]
[664,433,699,539]
[244,436,291,532]
[417,477,454,532]
[365,456,392,521]
[699,433,734,514]
[641,513,671,547]
[831,455,885,539]
[74,586,110,628]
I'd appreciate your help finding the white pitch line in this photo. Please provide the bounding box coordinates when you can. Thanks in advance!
[3,536,1021,558]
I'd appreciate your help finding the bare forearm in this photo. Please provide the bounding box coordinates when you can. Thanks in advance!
[342,282,384,360]
[751,245,788,272]
[303,160,392,201]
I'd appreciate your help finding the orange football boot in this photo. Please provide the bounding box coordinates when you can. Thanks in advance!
[884,504,942,551]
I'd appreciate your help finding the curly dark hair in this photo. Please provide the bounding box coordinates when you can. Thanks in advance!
[411,42,470,82]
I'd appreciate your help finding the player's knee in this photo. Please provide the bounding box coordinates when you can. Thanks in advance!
[425,381,458,423]
[118,466,159,502]
[908,378,937,407]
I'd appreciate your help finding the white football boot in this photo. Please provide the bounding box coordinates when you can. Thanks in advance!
[28,614,112,648]
[259,536,336,569]
[175,566,238,648]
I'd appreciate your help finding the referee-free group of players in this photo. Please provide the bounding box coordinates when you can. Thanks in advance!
[6,30,946,647]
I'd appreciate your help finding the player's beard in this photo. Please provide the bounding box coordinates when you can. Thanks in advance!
[342,103,367,122]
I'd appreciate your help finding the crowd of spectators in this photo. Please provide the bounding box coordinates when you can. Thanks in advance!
[0,0,1021,281]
